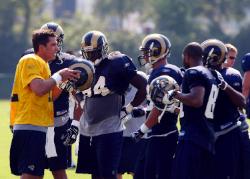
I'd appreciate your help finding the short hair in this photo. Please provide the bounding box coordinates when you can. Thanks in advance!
[183,42,203,61]
[225,43,238,54]
[32,29,56,53]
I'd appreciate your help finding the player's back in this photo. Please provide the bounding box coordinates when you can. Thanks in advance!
[180,65,219,152]
[213,67,242,129]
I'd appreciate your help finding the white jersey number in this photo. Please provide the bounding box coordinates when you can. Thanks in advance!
[205,84,219,119]
[83,76,110,97]
[93,76,110,96]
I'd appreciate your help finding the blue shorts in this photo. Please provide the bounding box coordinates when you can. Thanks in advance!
[76,131,123,178]
[213,128,241,179]
[118,137,146,174]
[240,131,250,179]
[45,120,71,171]
[133,139,147,179]
[171,140,214,179]
[144,131,178,179]
[10,130,47,176]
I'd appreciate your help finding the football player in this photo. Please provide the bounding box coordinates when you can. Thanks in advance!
[240,53,250,179]
[201,39,246,179]
[18,22,94,179]
[9,29,80,179]
[76,31,147,179]
[168,42,220,179]
[133,33,183,179]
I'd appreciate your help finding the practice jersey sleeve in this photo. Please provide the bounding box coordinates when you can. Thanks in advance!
[20,56,46,88]
[184,68,206,90]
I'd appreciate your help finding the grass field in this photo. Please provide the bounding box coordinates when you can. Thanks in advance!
[0,100,132,179]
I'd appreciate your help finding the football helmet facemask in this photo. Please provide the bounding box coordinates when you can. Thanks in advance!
[149,75,179,110]
[40,22,64,52]
[81,31,108,66]
[201,39,227,69]
[138,34,171,67]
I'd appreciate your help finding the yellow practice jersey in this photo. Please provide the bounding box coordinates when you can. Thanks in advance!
[10,54,54,127]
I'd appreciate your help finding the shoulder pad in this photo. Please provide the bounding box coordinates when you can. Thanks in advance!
[108,51,125,60]
[58,52,76,61]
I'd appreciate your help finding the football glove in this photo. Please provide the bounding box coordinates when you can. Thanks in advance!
[121,107,146,125]
[131,129,144,143]
[211,70,228,90]
[131,124,149,143]
[58,80,75,93]
[61,120,79,146]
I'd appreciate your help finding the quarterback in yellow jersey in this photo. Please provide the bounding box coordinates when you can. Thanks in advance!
[10,53,54,127]
[9,29,80,179]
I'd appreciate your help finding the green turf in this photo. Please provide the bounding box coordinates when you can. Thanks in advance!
[0,100,132,179]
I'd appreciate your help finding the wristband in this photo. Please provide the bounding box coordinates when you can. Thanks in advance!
[51,72,62,85]
[140,123,149,134]
[71,120,80,128]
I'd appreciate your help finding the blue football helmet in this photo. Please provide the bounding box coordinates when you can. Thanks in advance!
[201,39,227,68]
[138,33,171,66]
[40,22,64,52]
[81,31,108,66]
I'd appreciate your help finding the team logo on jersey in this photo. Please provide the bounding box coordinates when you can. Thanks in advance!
[28,165,35,171]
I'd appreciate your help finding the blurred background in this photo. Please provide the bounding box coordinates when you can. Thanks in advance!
[1,0,250,99]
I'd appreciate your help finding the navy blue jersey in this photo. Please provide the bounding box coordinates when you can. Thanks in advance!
[87,54,137,97]
[180,66,218,152]
[241,53,250,73]
[21,48,34,57]
[49,52,79,117]
[148,64,183,136]
[241,53,250,118]
[81,53,137,136]
[213,67,242,129]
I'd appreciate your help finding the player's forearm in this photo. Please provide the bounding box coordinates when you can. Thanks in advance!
[130,74,147,107]
[145,107,161,128]
[175,92,203,108]
[225,85,246,109]
[30,78,56,96]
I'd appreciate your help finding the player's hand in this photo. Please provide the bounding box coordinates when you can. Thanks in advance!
[211,70,228,90]
[121,106,145,125]
[239,114,249,132]
[61,120,79,146]
[131,129,144,143]
[132,107,146,118]
[162,89,178,105]
[58,68,80,82]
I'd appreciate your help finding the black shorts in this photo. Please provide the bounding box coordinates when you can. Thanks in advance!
[118,137,146,174]
[76,131,123,178]
[144,131,178,179]
[214,128,241,179]
[45,120,71,171]
[171,140,214,179]
[10,130,47,176]
[240,131,250,179]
